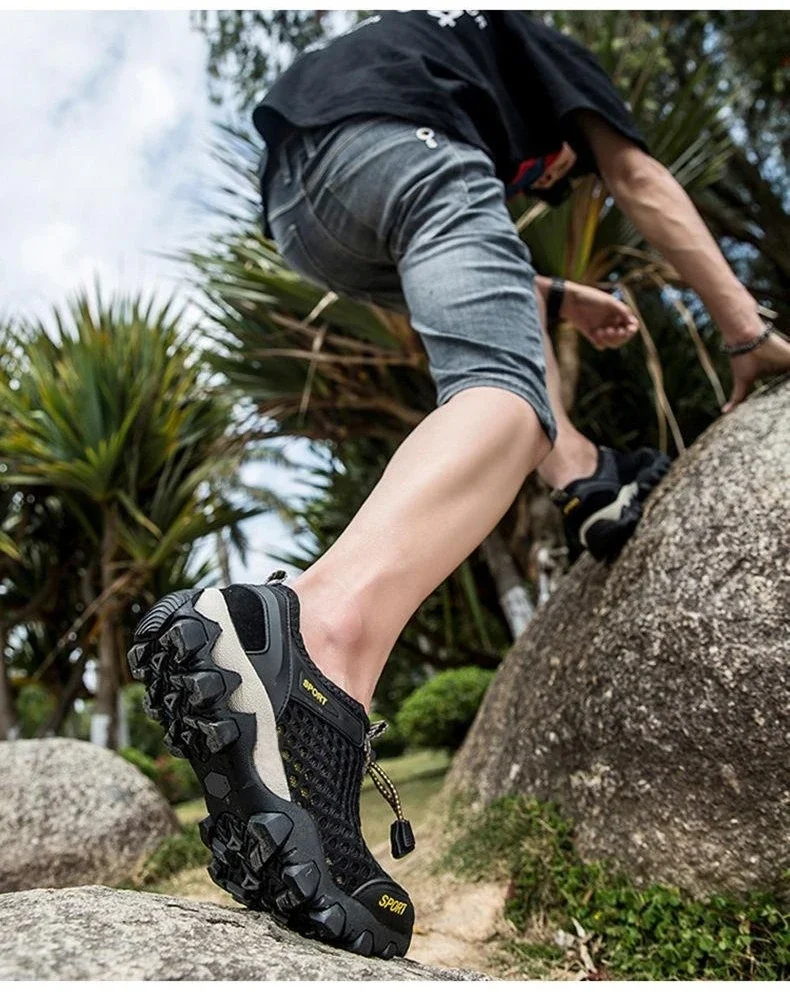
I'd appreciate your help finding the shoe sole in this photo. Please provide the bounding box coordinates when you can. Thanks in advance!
[582,450,672,563]
[127,590,409,959]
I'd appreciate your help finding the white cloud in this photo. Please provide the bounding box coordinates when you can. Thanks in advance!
[0,10,310,583]
[0,11,215,319]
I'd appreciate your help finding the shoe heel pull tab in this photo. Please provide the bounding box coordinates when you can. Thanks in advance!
[390,819,415,859]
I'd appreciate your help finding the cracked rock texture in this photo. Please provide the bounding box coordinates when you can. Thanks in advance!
[449,377,790,898]
[0,738,177,892]
[0,886,489,980]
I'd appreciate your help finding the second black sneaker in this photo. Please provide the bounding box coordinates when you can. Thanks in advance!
[127,574,415,959]
[551,446,671,563]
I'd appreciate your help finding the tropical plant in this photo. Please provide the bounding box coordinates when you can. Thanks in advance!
[0,293,255,746]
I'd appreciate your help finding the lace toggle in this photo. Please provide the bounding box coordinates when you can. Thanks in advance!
[364,720,416,859]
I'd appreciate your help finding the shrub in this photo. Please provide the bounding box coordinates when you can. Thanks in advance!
[396,667,493,752]
[16,684,56,737]
[154,754,202,804]
[368,712,407,758]
[119,746,159,782]
[119,746,201,805]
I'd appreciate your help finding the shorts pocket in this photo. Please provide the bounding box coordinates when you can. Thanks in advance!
[277,222,334,292]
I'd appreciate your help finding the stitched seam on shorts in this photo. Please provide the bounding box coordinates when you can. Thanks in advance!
[267,185,308,227]
[283,222,362,301]
[302,126,444,260]
[299,179,386,267]
[298,117,393,195]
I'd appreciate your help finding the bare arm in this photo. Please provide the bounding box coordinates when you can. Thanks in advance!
[576,111,790,408]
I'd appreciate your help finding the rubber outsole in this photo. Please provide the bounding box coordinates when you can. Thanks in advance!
[581,450,671,563]
[127,591,410,960]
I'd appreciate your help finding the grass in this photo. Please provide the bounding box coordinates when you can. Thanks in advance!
[442,795,790,981]
[361,749,449,848]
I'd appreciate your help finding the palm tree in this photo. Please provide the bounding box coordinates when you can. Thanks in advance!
[0,292,255,747]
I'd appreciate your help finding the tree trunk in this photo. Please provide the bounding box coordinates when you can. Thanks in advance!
[481,528,534,639]
[115,623,130,749]
[216,528,232,587]
[92,506,119,749]
[0,623,19,741]
[555,321,581,412]
[37,656,85,737]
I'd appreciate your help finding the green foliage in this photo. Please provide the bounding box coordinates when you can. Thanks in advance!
[0,292,257,744]
[153,755,202,805]
[444,796,790,980]
[119,746,201,805]
[122,823,207,888]
[123,682,165,759]
[119,745,158,782]
[15,683,56,738]
[368,712,406,759]
[193,11,349,111]
[573,287,730,453]
[396,667,493,752]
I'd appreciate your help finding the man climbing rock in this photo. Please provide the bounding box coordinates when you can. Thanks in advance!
[130,11,790,960]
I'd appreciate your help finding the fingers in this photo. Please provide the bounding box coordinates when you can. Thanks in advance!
[722,372,750,414]
[592,324,637,350]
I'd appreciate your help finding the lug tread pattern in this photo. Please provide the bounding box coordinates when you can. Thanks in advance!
[126,590,410,961]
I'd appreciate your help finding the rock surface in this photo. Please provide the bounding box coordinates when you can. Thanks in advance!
[0,886,490,980]
[0,738,177,892]
[449,377,790,899]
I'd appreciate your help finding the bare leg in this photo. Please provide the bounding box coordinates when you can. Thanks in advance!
[290,387,550,709]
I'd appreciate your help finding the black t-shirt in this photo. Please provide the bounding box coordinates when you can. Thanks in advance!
[253,10,647,206]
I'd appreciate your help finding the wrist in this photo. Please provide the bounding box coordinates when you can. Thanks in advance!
[558,280,580,320]
[721,321,774,356]
[713,293,764,346]
[547,277,567,327]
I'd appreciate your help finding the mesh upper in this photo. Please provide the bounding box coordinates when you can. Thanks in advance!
[277,698,389,894]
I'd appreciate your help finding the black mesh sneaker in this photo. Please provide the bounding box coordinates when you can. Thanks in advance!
[127,573,415,959]
[551,447,671,563]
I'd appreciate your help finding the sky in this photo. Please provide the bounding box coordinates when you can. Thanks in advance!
[0,10,307,583]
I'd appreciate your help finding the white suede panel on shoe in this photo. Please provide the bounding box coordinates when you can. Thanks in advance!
[195,588,291,801]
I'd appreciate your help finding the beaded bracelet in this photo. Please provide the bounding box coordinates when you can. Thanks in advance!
[721,322,775,356]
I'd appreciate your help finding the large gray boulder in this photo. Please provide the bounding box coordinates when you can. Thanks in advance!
[449,377,790,899]
[0,738,177,892]
[0,886,489,980]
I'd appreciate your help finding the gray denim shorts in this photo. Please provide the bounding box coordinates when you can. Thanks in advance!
[264,116,556,442]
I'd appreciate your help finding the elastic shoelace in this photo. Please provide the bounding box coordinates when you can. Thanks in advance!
[365,721,415,859]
